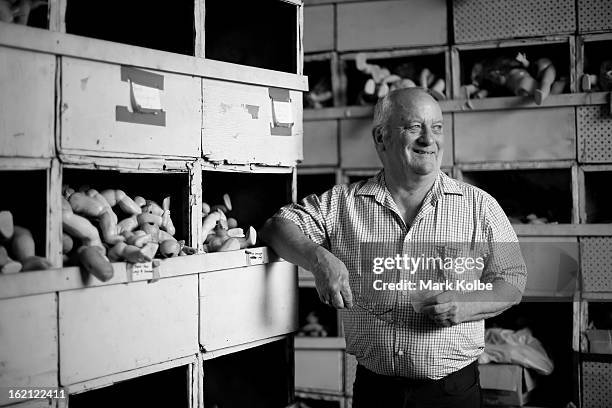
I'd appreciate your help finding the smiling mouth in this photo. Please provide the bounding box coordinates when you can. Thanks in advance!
[412,148,435,155]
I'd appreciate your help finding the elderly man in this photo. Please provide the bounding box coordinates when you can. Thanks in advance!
[261,88,526,408]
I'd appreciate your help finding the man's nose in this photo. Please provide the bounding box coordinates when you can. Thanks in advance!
[417,126,434,145]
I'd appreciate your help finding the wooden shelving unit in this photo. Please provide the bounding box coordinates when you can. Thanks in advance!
[0,0,306,406]
[299,1,612,407]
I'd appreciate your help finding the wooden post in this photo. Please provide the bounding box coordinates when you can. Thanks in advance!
[47,158,63,268]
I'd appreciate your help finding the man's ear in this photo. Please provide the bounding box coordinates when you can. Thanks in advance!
[372,125,385,150]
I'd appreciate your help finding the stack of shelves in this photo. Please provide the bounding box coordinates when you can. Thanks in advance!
[299,0,612,407]
[0,1,306,407]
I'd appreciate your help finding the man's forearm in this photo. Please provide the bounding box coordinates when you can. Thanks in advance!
[458,280,523,322]
[259,217,321,272]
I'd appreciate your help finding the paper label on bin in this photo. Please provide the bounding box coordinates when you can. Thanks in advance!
[245,248,264,265]
[131,81,162,111]
[128,261,154,281]
[272,100,293,125]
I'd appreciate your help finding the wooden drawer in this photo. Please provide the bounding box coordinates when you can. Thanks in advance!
[60,58,201,158]
[202,79,303,166]
[454,108,575,163]
[59,275,199,385]
[340,114,453,169]
[0,48,54,158]
[304,5,334,53]
[578,105,612,163]
[0,294,58,406]
[578,0,612,33]
[199,262,298,351]
[302,120,338,166]
[295,348,344,393]
[519,237,578,295]
[336,0,447,51]
[453,0,575,43]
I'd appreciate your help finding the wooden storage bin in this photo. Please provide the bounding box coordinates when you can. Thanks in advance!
[60,58,201,158]
[582,361,612,408]
[202,79,303,166]
[65,0,194,55]
[304,55,336,110]
[336,0,447,51]
[304,5,335,53]
[302,120,339,167]
[578,0,612,33]
[460,168,573,224]
[342,49,449,105]
[205,0,299,73]
[340,114,453,168]
[453,38,574,99]
[203,338,293,408]
[297,172,337,200]
[577,35,612,92]
[580,237,612,293]
[0,294,58,406]
[453,0,575,43]
[298,286,339,337]
[519,237,578,295]
[295,347,344,393]
[454,108,575,163]
[199,262,298,351]
[0,169,50,265]
[582,169,612,223]
[0,48,55,158]
[578,106,612,163]
[68,365,190,408]
[59,275,199,385]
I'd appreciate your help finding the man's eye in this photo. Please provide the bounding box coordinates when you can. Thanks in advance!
[432,125,443,133]
[404,124,421,131]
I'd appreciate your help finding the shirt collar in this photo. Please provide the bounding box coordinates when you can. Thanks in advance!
[356,170,463,206]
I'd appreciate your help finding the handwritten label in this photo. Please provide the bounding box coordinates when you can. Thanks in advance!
[131,81,162,111]
[127,262,154,281]
[272,100,293,125]
[245,248,264,266]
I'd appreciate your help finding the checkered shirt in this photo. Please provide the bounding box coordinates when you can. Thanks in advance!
[276,170,526,380]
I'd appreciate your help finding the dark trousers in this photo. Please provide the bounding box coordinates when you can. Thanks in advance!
[352,361,482,408]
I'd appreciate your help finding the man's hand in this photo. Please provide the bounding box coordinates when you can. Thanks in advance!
[420,291,468,327]
[311,246,353,309]
[420,281,523,326]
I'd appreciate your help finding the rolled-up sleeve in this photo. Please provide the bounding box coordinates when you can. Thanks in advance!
[481,198,528,293]
[274,186,339,249]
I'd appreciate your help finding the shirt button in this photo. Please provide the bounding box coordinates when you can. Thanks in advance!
[397,350,404,356]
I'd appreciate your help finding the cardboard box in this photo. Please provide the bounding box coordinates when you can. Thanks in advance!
[586,330,612,354]
[479,364,536,406]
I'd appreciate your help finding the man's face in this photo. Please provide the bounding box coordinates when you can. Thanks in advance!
[377,92,444,177]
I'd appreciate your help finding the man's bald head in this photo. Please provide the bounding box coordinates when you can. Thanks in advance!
[373,88,440,131]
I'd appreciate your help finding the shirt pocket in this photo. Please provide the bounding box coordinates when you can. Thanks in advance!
[352,242,399,317]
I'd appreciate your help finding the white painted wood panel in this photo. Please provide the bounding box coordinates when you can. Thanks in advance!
[61,58,201,158]
[0,47,54,158]
[337,0,447,51]
[454,108,576,163]
[295,349,344,392]
[0,294,58,406]
[199,262,298,351]
[304,5,334,53]
[59,275,198,385]
[202,79,303,166]
[302,120,338,166]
